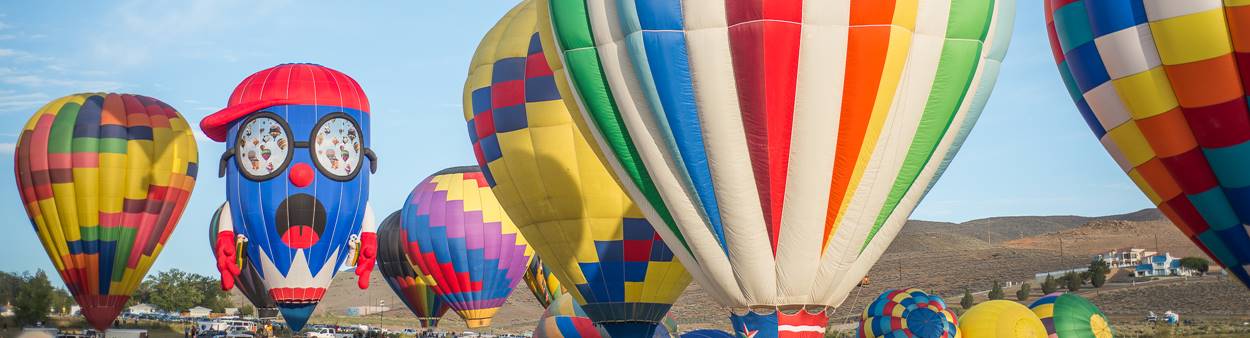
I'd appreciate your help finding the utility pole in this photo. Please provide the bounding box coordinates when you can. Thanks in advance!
[378,299,385,338]
[1060,237,1065,268]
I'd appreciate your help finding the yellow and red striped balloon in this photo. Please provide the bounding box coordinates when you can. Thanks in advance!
[14,93,198,331]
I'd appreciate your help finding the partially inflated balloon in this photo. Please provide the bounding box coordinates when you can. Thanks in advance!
[15,93,198,331]
[1029,293,1113,338]
[378,211,449,328]
[400,166,532,328]
[534,293,603,338]
[524,257,566,308]
[959,300,1046,338]
[208,203,278,318]
[547,0,1015,336]
[858,289,957,338]
[465,1,691,336]
[1044,0,1250,287]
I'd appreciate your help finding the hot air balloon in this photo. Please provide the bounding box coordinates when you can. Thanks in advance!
[858,288,957,338]
[524,257,566,308]
[378,211,450,328]
[14,93,198,331]
[959,300,1047,338]
[655,314,680,338]
[463,1,692,336]
[544,0,1015,336]
[534,293,603,338]
[400,166,532,328]
[200,63,380,331]
[1029,292,1113,338]
[681,330,735,338]
[208,203,279,318]
[1044,0,1250,288]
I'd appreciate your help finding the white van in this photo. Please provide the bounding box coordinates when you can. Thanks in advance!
[104,329,149,338]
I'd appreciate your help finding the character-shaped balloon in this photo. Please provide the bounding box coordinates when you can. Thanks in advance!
[200,63,379,331]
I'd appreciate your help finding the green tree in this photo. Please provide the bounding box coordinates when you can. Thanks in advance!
[988,281,1004,300]
[14,270,53,326]
[1016,281,1032,301]
[49,289,73,315]
[239,305,255,316]
[1179,257,1210,275]
[188,273,229,312]
[0,271,23,305]
[1089,259,1110,288]
[1041,275,1058,294]
[1065,271,1082,292]
[960,288,974,310]
[148,269,203,312]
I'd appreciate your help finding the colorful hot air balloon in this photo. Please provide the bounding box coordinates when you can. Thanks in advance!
[200,63,380,331]
[545,0,1015,336]
[858,288,958,338]
[1029,292,1113,338]
[655,314,680,338]
[378,211,450,328]
[209,203,279,319]
[959,300,1047,338]
[534,293,604,338]
[14,93,198,331]
[1044,0,1250,287]
[464,1,693,336]
[681,330,735,338]
[400,166,533,328]
[524,256,566,308]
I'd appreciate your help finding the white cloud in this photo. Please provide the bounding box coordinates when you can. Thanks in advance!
[0,20,9,31]
[0,48,15,57]
[0,143,14,155]
[0,91,50,113]
[3,74,123,91]
[90,0,291,67]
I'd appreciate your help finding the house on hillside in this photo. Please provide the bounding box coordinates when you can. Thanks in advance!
[128,303,156,315]
[186,306,212,318]
[1135,252,1196,277]
[1094,248,1155,268]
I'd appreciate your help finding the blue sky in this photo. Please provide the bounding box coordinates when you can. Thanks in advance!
[0,2,1151,280]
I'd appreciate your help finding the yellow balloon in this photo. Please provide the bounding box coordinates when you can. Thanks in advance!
[959,300,1047,338]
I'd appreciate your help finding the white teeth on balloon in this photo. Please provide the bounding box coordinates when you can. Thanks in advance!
[258,247,340,290]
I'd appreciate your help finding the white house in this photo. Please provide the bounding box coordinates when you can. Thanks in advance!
[224,307,239,316]
[1094,248,1156,268]
[1135,252,1196,277]
[128,303,156,315]
[345,306,390,317]
[186,306,212,318]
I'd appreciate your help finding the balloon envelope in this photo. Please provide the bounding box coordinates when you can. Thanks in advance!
[534,293,604,338]
[547,0,1015,335]
[524,256,566,309]
[1044,0,1250,287]
[858,288,957,338]
[959,300,1047,338]
[1029,292,1113,338]
[465,1,691,336]
[208,203,278,318]
[400,166,532,328]
[378,211,450,328]
[15,93,198,331]
[680,330,735,338]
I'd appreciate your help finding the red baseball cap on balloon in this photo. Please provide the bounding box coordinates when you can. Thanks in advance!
[200,63,370,142]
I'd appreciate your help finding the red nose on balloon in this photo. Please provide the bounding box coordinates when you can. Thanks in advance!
[290,162,313,187]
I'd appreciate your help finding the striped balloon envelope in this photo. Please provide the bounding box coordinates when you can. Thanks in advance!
[544,0,1015,336]
[14,93,198,331]
[533,293,604,338]
[959,300,1047,338]
[400,166,533,328]
[208,204,278,319]
[464,1,690,336]
[378,211,449,328]
[1044,0,1250,287]
[524,256,566,309]
[1029,293,1113,338]
[857,289,957,338]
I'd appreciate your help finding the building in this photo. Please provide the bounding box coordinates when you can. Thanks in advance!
[224,307,239,316]
[186,306,212,318]
[1094,248,1156,268]
[1135,252,1197,277]
[344,306,390,317]
[128,303,156,315]
[1034,267,1089,283]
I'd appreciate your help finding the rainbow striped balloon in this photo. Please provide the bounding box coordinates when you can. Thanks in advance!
[533,293,604,338]
[400,166,532,328]
[858,289,957,338]
[14,93,198,331]
[378,211,449,328]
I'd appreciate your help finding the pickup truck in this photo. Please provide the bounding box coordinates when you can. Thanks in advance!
[304,327,353,338]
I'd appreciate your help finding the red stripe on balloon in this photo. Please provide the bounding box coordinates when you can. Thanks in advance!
[726,0,803,255]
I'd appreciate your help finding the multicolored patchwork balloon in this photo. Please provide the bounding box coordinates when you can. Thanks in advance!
[858,289,957,338]
[400,166,532,328]
[1029,293,1113,338]
[959,300,1047,338]
[14,93,198,331]
[524,256,566,308]
[545,0,1015,336]
[533,293,603,338]
[464,1,691,336]
[208,203,278,319]
[378,211,449,328]
[1044,0,1250,288]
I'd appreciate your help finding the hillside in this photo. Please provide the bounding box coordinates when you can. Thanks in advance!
[256,208,1248,335]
